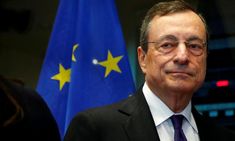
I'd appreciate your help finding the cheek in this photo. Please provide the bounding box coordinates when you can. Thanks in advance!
[146,55,169,79]
[195,58,207,80]
[144,49,171,76]
[144,54,158,74]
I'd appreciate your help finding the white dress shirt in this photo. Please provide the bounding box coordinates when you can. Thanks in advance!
[142,82,200,141]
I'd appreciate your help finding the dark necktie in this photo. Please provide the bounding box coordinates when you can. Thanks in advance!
[171,115,187,141]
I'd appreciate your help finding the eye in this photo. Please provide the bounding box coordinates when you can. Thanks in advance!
[186,42,205,56]
[188,43,203,50]
[157,42,177,53]
[160,42,175,48]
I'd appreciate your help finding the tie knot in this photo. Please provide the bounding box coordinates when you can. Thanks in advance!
[171,115,184,129]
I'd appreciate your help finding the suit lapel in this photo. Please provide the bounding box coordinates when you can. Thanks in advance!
[192,106,217,141]
[118,91,223,141]
[118,90,160,141]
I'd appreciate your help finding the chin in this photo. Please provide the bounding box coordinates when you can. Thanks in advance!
[167,81,197,93]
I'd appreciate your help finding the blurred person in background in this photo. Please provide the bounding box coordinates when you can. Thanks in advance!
[0,75,60,141]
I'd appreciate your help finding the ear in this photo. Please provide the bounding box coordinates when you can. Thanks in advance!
[137,46,147,74]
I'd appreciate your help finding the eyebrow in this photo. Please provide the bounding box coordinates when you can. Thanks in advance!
[156,35,205,43]
[157,35,178,42]
[185,36,205,43]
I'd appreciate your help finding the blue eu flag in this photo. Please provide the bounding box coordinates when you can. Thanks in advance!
[36,0,135,138]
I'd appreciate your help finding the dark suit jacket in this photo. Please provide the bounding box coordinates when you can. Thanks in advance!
[0,75,61,141]
[64,89,235,141]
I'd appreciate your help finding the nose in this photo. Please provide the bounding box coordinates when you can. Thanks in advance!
[173,42,189,65]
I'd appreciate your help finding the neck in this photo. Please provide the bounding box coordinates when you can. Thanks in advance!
[148,84,192,113]
[160,93,190,113]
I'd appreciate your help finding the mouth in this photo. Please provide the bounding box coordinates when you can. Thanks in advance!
[166,70,194,77]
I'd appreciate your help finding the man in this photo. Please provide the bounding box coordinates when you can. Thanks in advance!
[64,1,235,141]
[0,75,61,141]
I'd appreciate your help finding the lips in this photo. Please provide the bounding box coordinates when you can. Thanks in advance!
[165,69,194,76]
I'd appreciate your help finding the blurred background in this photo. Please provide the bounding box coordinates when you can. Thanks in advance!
[1,0,235,130]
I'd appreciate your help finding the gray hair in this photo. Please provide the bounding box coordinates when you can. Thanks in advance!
[139,0,208,52]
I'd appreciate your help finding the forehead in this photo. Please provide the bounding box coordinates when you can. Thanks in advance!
[148,11,207,41]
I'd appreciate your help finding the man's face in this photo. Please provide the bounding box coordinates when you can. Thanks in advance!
[138,11,207,95]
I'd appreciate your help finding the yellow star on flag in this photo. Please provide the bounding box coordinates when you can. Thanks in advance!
[72,44,78,62]
[98,50,123,77]
[51,64,71,90]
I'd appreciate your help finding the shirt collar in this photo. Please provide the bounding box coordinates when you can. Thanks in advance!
[142,82,198,133]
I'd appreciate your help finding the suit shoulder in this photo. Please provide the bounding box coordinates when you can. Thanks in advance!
[193,107,235,140]
[71,94,137,125]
